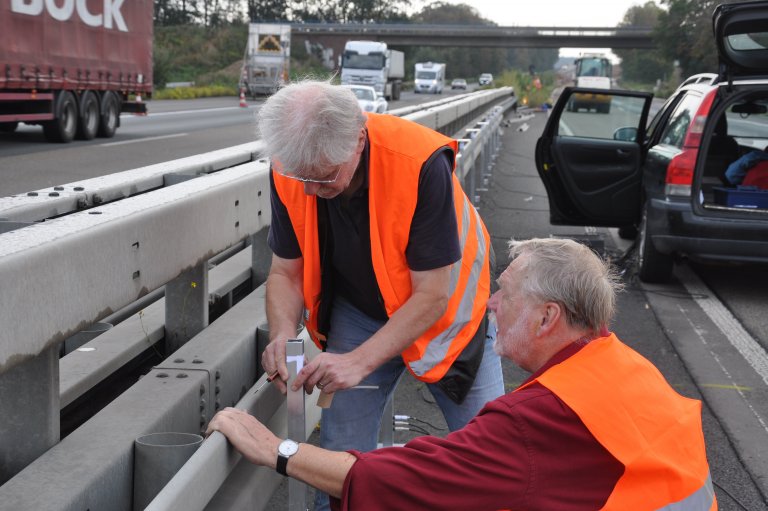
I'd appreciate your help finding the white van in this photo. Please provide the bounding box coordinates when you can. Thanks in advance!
[414,62,446,94]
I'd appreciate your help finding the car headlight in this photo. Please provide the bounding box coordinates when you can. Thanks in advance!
[364,104,374,112]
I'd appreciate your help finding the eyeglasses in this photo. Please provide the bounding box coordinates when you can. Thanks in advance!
[279,164,343,184]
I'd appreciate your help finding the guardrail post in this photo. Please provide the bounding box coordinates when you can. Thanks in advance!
[0,345,59,485]
[285,339,307,511]
[165,263,209,354]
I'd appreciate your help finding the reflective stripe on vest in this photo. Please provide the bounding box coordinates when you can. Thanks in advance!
[407,190,489,377]
[519,335,715,510]
[272,113,490,383]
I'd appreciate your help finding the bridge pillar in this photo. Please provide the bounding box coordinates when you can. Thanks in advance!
[0,345,59,485]
[165,263,209,354]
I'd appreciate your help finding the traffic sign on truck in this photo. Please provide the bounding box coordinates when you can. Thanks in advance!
[0,0,153,142]
[240,23,291,97]
[341,41,404,101]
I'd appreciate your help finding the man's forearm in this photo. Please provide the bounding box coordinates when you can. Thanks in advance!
[265,271,304,340]
[288,443,357,498]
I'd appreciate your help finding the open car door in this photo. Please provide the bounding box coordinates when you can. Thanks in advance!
[535,87,653,226]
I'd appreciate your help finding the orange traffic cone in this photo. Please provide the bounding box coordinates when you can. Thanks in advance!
[239,88,247,108]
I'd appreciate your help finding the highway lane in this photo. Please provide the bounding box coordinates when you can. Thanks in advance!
[6,89,766,507]
[0,89,447,197]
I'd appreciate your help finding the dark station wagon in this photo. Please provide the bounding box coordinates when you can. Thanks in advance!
[536,1,768,282]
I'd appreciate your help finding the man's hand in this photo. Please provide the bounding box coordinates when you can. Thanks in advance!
[205,408,280,468]
[261,337,290,393]
[293,351,367,394]
[264,253,306,394]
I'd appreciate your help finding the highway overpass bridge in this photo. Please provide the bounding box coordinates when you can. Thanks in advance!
[290,22,655,62]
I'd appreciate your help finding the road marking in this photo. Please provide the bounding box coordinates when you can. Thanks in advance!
[701,383,753,391]
[676,264,768,386]
[120,106,248,118]
[675,301,768,436]
[99,133,188,147]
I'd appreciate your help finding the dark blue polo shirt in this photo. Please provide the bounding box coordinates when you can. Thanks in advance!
[268,138,461,321]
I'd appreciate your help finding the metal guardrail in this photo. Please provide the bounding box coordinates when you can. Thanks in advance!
[0,87,518,509]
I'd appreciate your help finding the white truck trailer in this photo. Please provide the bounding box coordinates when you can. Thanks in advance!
[240,23,291,97]
[414,62,446,94]
[340,41,404,101]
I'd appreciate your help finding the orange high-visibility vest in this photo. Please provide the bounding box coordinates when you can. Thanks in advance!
[520,334,716,510]
[272,113,491,383]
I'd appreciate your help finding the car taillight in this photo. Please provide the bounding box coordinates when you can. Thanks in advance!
[664,89,718,197]
[665,148,696,195]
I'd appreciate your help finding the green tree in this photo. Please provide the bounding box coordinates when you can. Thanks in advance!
[655,0,743,78]
[613,1,669,84]
[248,0,289,22]
[409,2,556,80]
[289,0,411,23]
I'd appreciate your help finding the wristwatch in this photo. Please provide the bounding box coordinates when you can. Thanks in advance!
[276,439,300,476]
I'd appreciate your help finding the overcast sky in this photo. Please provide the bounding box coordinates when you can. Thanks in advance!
[431,0,658,27]
[421,0,660,59]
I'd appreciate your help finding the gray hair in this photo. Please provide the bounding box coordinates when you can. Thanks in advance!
[508,238,623,333]
[257,80,366,176]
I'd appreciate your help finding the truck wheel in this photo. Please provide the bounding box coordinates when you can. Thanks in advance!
[637,201,673,283]
[0,122,18,133]
[97,92,119,138]
[43,91,77,143]
[76,91,99,140]
[393,81,401,101]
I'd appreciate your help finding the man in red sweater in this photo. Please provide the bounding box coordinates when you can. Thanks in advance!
[207,238,715,510]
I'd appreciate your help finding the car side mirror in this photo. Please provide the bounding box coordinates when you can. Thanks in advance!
[613,127,638,142]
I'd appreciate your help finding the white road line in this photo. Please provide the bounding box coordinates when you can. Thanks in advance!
[120,106,246,118]
[676,263,768,386]
[99,133,188,147]
[675,301,768,435]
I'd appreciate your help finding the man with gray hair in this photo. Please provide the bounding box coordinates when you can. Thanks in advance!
[209,237,714,510]
[257,80,504,510]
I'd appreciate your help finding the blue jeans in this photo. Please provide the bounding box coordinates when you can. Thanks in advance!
[313,298,504,511]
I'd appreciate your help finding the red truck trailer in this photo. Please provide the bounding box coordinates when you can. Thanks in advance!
[0,0,152,143]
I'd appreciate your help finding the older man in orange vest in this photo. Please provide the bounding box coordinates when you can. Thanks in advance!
[256,80,505,510]
[209,237,715,510]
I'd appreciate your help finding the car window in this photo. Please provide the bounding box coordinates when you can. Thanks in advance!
[727,98,768,150]
[351,88,374,101]
[558,93,647,140]
[659,92,702,148]
[646,91,685,142]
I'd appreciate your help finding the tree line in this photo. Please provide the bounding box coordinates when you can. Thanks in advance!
[154,0,742,88]
[616,0,746,85]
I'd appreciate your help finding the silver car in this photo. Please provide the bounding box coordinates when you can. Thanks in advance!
[342,84,388,113]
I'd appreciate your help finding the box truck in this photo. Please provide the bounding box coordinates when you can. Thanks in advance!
[341,41,404,101]
[414,62,446,94]
[240,23,291,97]
[0,0,153,143]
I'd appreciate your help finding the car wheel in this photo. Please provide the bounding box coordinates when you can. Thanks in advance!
[637,201,674,283]
[618,225,637,240]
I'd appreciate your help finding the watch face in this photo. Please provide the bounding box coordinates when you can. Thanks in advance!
[279,439,299,456]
